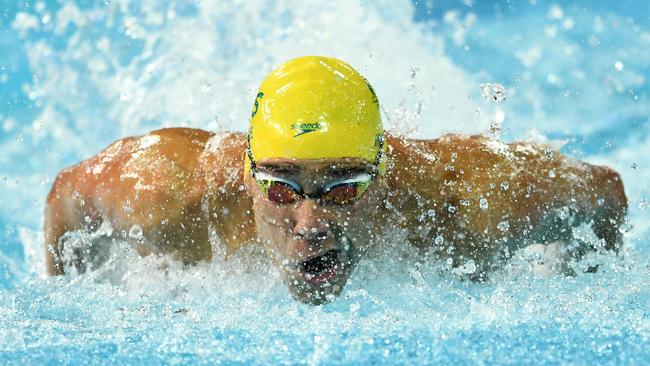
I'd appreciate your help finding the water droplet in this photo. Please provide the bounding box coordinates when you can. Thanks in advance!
[201,78,212,89]
[614,61,623,71]
[479,198,489,210]
[488,120,502,140]
[640,199,647,210]
[435,235,444,245]
[631,163,637,170]
[123,200,133,213]
[548,4,563,19]
[410,66,419,79]
[460,199,470,206]
[461,260,477,274]
[129,225,144,240]
[16,133,23,142]
[427,209,436,218]
[447,205,457,213]
[415,101,423,115]
[597,198,605,206]
[480,83,506,102]
[497,221,510,232]
[500,181,509,191]
[548,170,556,178]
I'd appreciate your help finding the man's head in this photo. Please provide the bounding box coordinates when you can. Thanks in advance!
[244,56,385,304]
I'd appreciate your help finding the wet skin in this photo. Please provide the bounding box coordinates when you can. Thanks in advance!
[44,128,628,304]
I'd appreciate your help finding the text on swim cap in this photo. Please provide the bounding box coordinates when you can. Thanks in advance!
[291,122,322,137]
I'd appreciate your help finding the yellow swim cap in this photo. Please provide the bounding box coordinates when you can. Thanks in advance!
[246,56,384,175]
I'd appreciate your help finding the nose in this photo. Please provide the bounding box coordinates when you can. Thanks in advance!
[292,199,330,244]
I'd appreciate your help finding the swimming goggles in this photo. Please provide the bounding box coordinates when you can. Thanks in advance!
[246,135,384,205]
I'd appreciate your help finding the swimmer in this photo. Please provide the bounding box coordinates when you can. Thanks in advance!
[44,56,627,304]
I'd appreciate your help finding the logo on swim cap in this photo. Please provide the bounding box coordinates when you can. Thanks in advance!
[291,122,325,137]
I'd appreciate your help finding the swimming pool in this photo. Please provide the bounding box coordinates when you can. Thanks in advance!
[1,0,649,364]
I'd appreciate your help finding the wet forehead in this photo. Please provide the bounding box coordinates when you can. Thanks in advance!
[256,157,372,178]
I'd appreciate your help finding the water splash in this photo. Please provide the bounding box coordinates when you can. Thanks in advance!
[2,0,650,364]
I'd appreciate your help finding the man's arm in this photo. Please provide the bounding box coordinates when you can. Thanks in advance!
[384,133,627,272]
[44,128,214,275]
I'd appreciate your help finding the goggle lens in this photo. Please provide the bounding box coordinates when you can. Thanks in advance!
[267,182,301,204]
[321,184,359,205]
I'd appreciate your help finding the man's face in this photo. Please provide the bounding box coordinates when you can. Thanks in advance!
[245,158,383,305]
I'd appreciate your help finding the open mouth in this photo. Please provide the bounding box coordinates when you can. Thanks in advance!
[298,249,341,286]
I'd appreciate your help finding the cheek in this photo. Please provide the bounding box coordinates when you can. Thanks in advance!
[251,200,294,250]
[337,197,379,238]
[329,204,371,237]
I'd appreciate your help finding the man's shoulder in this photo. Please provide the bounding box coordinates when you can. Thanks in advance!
[386,132,490,151]
[199,131,247,188]
[386,132,554,163]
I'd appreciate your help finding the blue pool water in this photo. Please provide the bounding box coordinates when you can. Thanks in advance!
[1,0,649,364]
